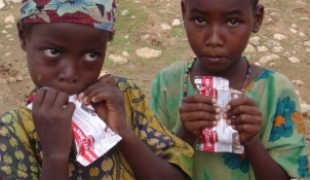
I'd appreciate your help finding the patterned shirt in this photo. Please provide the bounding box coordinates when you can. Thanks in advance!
[0,76,194,180]
[150,61,310,180]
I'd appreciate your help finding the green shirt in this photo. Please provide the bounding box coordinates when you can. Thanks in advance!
[150,61,310,179]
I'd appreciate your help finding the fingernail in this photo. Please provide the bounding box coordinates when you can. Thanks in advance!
[222,113,227,119]
[232,125,235,129]
[226,119,231,125]
[91,96,98,103]
[215,115,220,120]
[226,105,231,110]
[83,97,89,104]
[212,98,217,104]
[215,107,221,113]
[213,121,218,126]
[78,92,84,99]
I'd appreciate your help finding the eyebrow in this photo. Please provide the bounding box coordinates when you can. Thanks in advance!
[223,9,245,16]
[190,8,245,16]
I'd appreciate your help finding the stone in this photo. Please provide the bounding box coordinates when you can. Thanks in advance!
[265,40,280,47]
[291,23,297,28]
[136,47,162,59]
[283,51,290,57]
[304,41,310,47]
[171,19,181,27]
[299,32,305,37]
[131,15,136,19]
[1,30,7,34]
[121,9,129,16]
[16,75,23,81]
[292,79,304,86]
[122,51,129,57]
[258,54,280,65]
[301,17,309,21]
[5,24,12,28]
[161,23,171,30]
[0,0,4,9]
[257,46,268,52]
[272,46,284,53]
[4,15,15,23]
[273,33,287,41]
[124,35,129,39]
[249,36,260,46]
[108,54,128,64]
[288,56,301,63]
[7,77,16,83]
[254,62,261,66]
[8,0,22,3]
[301,104,310,114]
[290,29,297,33]
[244,44,256,53]
[269,62,276,67]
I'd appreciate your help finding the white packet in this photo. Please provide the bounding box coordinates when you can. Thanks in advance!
[27,95,122,166]
[195,76,244,154]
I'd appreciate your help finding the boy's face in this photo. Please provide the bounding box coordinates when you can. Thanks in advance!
[18,23,110,95]
[182,0,263,73]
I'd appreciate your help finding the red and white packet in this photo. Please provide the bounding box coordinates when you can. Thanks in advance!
[27,95,122,166]
[194,76,244,154]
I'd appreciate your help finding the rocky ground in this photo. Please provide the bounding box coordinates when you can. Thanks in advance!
[0,0,310,178]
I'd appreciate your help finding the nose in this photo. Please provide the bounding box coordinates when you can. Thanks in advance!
[205,26,224,47]
[58,58,79,83]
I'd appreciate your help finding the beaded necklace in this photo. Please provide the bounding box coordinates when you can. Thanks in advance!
[183,57,252,97]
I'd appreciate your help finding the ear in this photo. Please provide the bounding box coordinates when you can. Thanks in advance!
[252,5,264,33]
[181,0,187,24]
[17,20,28,51]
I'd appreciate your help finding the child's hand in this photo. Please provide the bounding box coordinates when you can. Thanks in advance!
[32,88,76,157]
[78,74,130,136]
[223,96,262,145]
[179,94,221,137]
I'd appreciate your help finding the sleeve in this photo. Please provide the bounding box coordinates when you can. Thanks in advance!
[0,109,41,180]
[264,74,310,178]
[149,73,170,129]
[115,77,194,179]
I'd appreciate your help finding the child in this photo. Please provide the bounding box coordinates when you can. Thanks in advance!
[149,0,310,179]
[0,0,194,179]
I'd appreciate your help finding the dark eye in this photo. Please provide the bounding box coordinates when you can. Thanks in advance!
[195,17,206,25]
[44,49,60,58]
[84,53,98,62]
[227,18,239,26]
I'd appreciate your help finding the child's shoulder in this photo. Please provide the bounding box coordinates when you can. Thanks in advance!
[253,67,292,85]
[158,60,188,76]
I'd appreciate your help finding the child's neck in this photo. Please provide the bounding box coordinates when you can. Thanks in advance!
[190,57,249,91]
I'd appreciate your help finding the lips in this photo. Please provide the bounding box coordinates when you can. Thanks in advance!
[203,55,226,63]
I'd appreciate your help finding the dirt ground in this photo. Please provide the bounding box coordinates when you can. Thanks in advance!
[0,0,310,178]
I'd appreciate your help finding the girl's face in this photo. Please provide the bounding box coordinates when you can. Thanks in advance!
[182,0,263,73]
[18,23,110,95]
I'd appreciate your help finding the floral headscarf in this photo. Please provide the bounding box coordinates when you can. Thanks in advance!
[20,0,116,32]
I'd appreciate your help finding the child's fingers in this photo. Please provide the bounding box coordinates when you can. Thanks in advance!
[225,105,261,118]
[52,91,69,108]
[233,123,260,135]
[183,119,216,133]
[32,88,47,108]
[34,88,58,109]
[97,74,116,86]
[227,96,258,110]
[180,111,220,122]
[179,102,220,114]
[232,114,261,126]
[182,94,217,104]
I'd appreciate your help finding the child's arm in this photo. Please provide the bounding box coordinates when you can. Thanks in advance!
[31,88,76,180]
[80,74,193,180]
[225,96,290,180]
